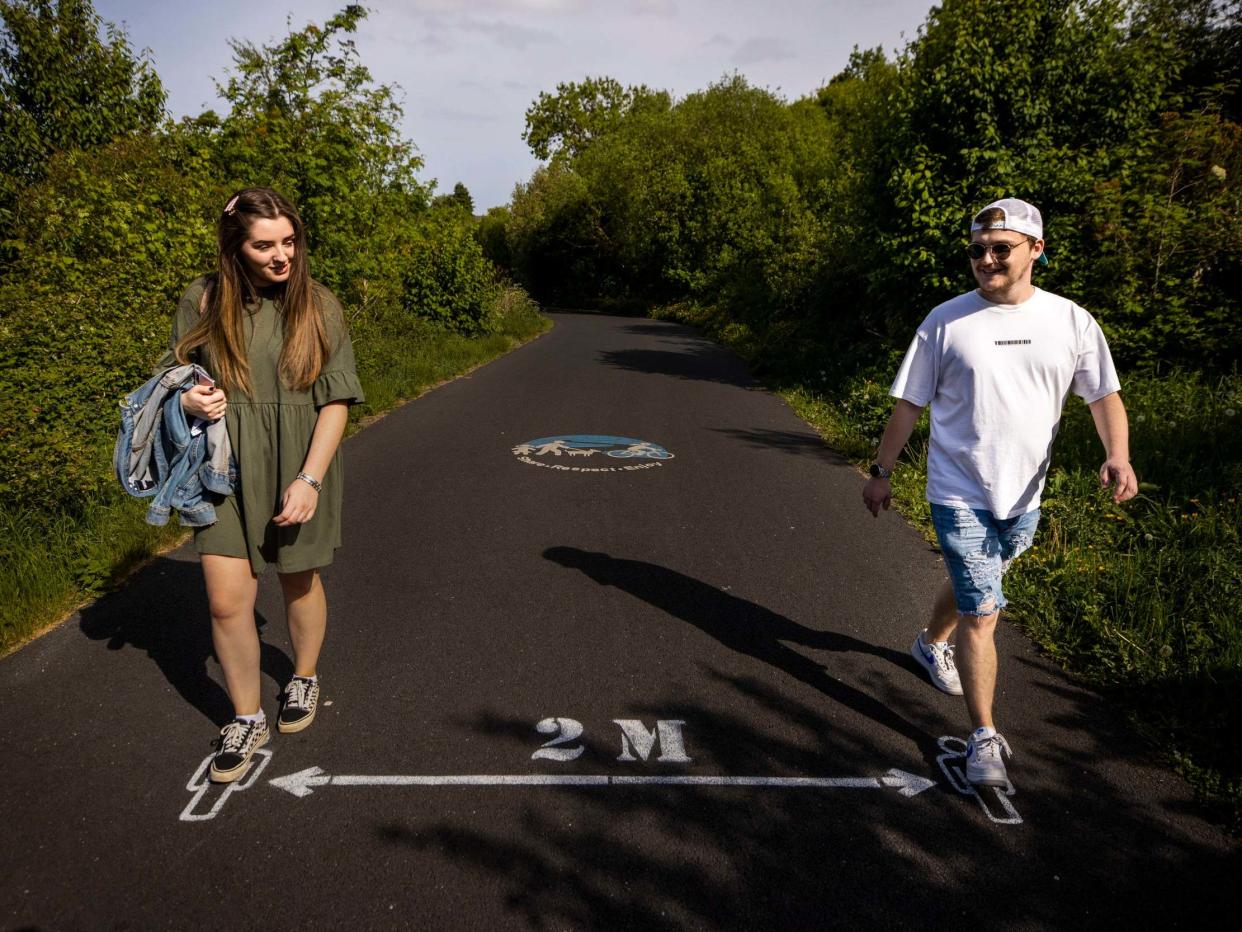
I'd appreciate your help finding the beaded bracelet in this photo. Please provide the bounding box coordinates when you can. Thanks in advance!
[296,472,322,493]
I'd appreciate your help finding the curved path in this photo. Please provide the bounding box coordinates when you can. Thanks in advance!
[1,313,1235,929]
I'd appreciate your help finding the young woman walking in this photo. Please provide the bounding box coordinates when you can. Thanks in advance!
[157,187,364,782]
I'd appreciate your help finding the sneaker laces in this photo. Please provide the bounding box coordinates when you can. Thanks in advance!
[285,678,312,711]
[974,732,1012,762]
[216,720,250,754]
[936,642,956,673]
[925,637,956,674]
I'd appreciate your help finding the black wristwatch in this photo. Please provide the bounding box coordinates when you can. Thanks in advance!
[869,463,892,479]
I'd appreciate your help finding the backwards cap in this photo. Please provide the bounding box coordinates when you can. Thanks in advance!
[971,198,1049,265]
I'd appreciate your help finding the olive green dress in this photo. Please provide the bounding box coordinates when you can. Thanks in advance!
[157,276,365,575]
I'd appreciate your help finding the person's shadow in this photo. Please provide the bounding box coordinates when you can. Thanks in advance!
[79,556,293,726]
[544,546,941,766]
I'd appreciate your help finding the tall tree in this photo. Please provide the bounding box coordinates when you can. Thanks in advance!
[213,5,428,291]
[451,181,473,214]
[523,76,671,161]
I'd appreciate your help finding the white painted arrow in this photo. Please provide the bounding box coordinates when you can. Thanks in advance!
[269,767,935,799]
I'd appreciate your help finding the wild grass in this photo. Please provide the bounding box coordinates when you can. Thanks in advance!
[0,287,549,657]
[656,300,1242,833]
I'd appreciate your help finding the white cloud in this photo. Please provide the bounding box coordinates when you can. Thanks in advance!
[424,107,502,123]
[733,37,797,65]
[629,0,678,14]
[458,17,559,50]
[399,1,585,11]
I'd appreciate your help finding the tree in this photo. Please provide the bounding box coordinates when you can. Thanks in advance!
[0,0,164,222]
[450,181,473,214]
[432,180,474,214]
[523,75,671,161]
[213,5,429,294]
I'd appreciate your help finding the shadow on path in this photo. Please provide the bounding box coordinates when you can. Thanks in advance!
[542,545,939,768]
[597,345,759,388]
[711,426,849,463]
[619,322,700,338]
[78,556,292,726]
[373,673,1237,931]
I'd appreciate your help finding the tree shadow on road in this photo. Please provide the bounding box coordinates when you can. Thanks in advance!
[542,545,941,771]
[78,556,292,726]
[370,671,1237,930]
[597,345,759,389]
[619,322,700,338]
[711,426,849,463]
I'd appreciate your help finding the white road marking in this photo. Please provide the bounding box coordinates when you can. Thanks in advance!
[268,766,936,798]
[180,748,273,822]
[936,735,1023,825]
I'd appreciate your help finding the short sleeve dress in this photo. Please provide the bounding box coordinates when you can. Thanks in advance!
[156,276,365,575]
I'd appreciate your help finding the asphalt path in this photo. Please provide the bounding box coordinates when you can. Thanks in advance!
[1,312,1236,930]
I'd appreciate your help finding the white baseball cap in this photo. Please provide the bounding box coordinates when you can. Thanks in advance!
[971,198,1043,238]
[971,198,1049,264]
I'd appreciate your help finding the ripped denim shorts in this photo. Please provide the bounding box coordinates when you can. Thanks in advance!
[930,504,1040,616]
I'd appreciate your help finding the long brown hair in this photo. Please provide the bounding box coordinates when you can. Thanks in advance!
[175,187,331,396]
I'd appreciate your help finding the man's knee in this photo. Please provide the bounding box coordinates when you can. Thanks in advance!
[958,605,1000,632]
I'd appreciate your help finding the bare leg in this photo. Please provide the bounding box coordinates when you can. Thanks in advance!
[955,609,1000,730]
[925,580,959,643]
[280,568,326,678]
[201,554,261,716]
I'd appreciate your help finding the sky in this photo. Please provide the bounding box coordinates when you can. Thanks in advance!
[94,0,937,211]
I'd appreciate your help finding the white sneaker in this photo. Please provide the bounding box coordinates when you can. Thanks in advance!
[966,728,1013,787]
[911,631,963,695]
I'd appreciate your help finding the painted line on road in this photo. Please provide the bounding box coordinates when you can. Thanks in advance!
[334,774,610,787]
[180,748,273,822]
[936,736,1023,825]
[268,766,936,799]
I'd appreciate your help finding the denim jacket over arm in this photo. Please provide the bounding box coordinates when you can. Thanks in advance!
[114,363,236,527]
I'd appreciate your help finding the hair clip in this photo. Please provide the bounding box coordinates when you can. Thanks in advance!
[223,195,240,216]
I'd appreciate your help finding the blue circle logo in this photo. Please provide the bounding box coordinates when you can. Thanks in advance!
[511,435,674,473]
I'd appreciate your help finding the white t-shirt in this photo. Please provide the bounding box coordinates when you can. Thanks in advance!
[889,288,1120,518]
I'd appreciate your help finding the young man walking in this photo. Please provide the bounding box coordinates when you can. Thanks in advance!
[862,198,1138,787]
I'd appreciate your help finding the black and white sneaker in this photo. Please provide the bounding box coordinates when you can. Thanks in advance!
[278,676,320,734]
[209,717,270,783]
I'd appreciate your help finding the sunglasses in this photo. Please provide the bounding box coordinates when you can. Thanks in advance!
[965,240,1029,261]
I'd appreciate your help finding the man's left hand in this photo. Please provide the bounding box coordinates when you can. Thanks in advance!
[1099,458,1138,503]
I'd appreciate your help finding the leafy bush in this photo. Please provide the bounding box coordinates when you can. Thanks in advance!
[401,221,496,334]
[0,0,165,227]
[0,130,219,513]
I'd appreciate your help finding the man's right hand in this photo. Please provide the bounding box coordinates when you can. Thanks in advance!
[862,476,892,518]
[181,384,227,421]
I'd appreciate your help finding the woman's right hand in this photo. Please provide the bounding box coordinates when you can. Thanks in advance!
[181,384,228,421]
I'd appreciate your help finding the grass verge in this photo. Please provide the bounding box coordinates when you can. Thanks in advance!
[654,300,1242,834]
[0,287,550,657]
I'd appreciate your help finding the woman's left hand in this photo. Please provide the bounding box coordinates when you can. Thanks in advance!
[274,478,319,526]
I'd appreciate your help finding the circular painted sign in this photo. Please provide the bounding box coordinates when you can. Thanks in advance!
[511,435,674,473]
